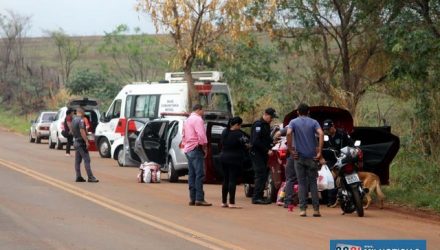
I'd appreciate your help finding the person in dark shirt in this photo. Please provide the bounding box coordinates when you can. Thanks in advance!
[321,119,353,206]
[63,109,74,156]
[220,116,249,208]
[72,107,99,183]
[322,119,353,153]
[250,108,278,205]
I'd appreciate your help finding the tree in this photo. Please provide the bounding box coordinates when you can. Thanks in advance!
[67,69,121,109]
[0,10,31,106]
[137,0,253,109]
[47,29,86,85]
[383,0,440,155]
[99,24,166,82]
[256,0,390,117]
[210,35,280,119]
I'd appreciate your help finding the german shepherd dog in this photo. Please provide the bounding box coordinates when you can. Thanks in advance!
[330,171,385,209]
[358,171,385,209]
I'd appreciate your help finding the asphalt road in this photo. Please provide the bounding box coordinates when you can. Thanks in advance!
[0,129,439,250]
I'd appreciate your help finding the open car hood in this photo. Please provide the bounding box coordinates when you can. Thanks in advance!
[283,106,399,184]
[67,98,99,110]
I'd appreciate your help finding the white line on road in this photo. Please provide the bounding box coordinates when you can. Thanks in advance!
[0,158,245,250]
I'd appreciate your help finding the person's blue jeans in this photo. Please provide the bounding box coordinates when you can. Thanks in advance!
[294,157,320,211]
[185,147,205,202]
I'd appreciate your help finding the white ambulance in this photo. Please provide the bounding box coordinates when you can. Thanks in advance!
[95,71,233,158]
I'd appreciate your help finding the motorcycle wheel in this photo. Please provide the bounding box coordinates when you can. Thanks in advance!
[352,186,364,217]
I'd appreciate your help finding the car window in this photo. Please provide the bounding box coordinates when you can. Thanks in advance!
[107,99,122,119]
[199,93,230,112]
[41,113,55,122]
[169,121,179,139]
[112,99,122,118]
[127,95,160,119]
[54,110,61,121]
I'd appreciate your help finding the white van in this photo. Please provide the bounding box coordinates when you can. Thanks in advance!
[95,71,233,158]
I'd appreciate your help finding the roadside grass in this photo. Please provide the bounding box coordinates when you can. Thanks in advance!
[0,109,31,135]
[385,148,440,213]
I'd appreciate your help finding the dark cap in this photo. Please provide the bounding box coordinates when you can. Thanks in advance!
[323,119,334,130]
[265,108,278,118]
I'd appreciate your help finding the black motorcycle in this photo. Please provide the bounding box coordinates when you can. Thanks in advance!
[324,146,366,217]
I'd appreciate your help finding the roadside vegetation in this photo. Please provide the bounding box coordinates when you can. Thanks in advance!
[1,1,440,213]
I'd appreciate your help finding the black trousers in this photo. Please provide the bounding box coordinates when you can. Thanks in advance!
[65,135,73,154]
[221,161,240,204]
[250,151,269,201]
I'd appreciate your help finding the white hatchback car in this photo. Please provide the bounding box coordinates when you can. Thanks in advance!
[113,116,188,182]
[48,98,100,150]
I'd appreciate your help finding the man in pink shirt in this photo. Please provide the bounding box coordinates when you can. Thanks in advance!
[183,104,212,206]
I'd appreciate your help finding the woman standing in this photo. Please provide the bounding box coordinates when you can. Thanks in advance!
[220,116,248,208]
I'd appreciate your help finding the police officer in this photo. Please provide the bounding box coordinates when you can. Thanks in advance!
[250,108,278,204]
[322,119,353,153]
[72,107,99,183]
[321,119,353,206]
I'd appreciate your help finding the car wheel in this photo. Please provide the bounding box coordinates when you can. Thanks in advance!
[244,183,254,198]
[98,138,111,158]
[167,158,179,183]
[48,136,55,149]
[29,132,35,143]
[36,136,42,144]
[116,147,124,167]
[266,174,277,202]
[56,134,63,150]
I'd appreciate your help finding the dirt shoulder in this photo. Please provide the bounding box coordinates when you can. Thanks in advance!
[385,201,440,224]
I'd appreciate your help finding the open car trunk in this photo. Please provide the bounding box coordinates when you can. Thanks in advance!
[67,98,100,150]
[283,106,400,185]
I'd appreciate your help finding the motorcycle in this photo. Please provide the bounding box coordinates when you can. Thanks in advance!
[323,143,366,217]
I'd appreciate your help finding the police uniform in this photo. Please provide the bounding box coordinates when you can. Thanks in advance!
[324,128,353,152]
[250,118,274,203]
[323,128,353,206]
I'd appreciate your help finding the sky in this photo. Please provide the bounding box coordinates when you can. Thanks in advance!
[0,0,156,37]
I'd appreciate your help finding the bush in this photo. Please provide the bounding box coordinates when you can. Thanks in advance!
[66,69,106,95]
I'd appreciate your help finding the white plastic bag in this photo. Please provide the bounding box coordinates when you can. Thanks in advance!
[141,162,161,183]
[317,164,335,191]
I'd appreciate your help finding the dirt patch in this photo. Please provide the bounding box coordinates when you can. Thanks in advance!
[385,201,440,224]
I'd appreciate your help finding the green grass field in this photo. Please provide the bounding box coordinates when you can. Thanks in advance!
[0,109,32,135]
